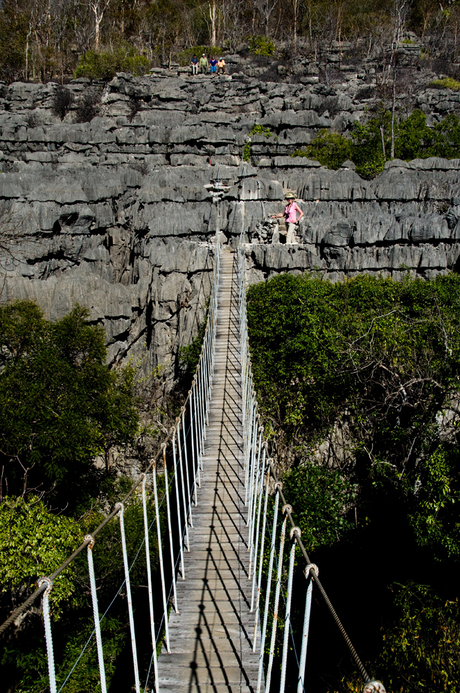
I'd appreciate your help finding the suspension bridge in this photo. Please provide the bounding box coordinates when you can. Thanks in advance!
[0,226,386,693]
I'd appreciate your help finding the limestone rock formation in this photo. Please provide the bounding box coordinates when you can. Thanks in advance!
[0,69,459,378]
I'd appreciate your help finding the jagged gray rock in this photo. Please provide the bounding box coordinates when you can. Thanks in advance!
[0,70,459,382]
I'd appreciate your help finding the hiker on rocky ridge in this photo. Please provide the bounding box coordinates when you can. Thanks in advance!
[199,54,208,74]
[190,54,199,75]
[270,193,304,244]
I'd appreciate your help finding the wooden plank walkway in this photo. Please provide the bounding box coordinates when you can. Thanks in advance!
[157,248,259,693]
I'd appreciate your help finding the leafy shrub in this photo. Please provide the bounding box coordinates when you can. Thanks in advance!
[179,311,208,384]
[74,43,149,81]
[0,496,82,614]
[294,110,460,178]
[75,86,101,123]
[294,130,353,169]
[282,463,355,551]
[243,139,251,162]
[251,124,275,138]
[431,77,460,91]
[244,123,277,162]
[342,584,460,693]
[350,110,390,178]
[248,35,275,56]
[52,86,74,121]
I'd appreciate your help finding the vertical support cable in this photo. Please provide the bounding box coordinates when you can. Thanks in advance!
[265,513,288,693]
[162,444,178,613]
[195,367,203,463]
[153,463,171,653]
[181,407,194,512]
[247,421,261,532]
[204,327,212,426]
[280,530,300,693]
[195,364,202,457]
[38,577,57,693]
[116,503,141,693]
[252,466,270,621]
[85,536,107,693]
[189,388,199,499]
[200,349,208,436]
[244,389,255,504]
[172,429,185,580]
[256,484,281,693]
[140,479,159,692]
[198,362,206,448]
[249,446,266,583]
[177,420,192,543]
[193,380,203,474]
[297,565,317,693]
[246,406,258,512]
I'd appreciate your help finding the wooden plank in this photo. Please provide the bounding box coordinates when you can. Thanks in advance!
[157,248,258,692]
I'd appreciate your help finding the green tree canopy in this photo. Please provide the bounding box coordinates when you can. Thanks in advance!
[247,272,460,560]
[248,272,460,690]
[294,110,460,178]
[0,301,139,512]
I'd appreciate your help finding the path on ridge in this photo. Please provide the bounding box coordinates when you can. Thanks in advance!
[158,247,259,693]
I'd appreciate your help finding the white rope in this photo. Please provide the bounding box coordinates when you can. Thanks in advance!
[172,429,185,580]
[246,407,258,514]
[265,514,288,693]
[162,444,178,613]
[252,467,270,634]
[39,577,57,693]
[193,381,203,475]
[153,464,170,653]
[280,531,299,693]
[250,448,266,591]
[297,565,318,693]
[116,503,141,693]
[85,536,107,693]
[189,388,199,502]
[248,423,262,540]
[140,479,159,692]
[180,409,194,524]
[256,485,280,693]
[177,420,191,547]
[248,443,265,580]
[199,356,207,440]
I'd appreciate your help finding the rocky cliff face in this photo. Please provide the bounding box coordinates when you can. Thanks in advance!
[0,65,459,377]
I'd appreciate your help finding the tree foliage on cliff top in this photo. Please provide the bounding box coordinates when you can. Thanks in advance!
[2,0,460,83]
[294,109,460,178]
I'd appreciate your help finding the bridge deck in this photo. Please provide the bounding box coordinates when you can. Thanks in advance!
[158,248,258,692]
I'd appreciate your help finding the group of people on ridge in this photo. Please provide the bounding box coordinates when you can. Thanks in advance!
[191,54,225,75]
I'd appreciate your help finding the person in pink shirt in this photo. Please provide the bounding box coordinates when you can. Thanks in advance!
[270,193,304,244]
